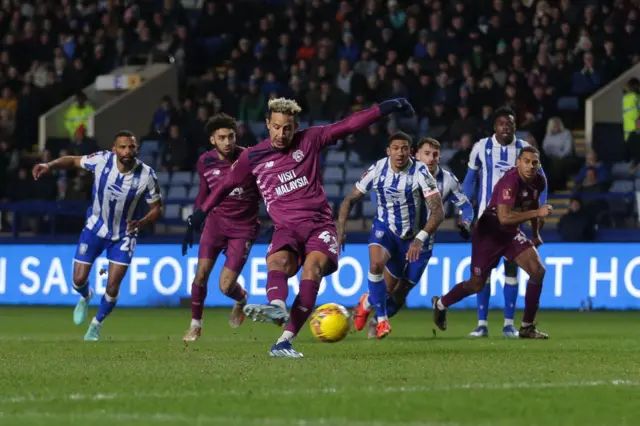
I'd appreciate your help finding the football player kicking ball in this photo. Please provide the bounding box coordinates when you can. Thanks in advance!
[182,114,261,342]
[432,146,552,339]
[338,133,445,339]
[184,97,415,357]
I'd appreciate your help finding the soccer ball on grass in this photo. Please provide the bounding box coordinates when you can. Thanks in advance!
[309,303,350,343]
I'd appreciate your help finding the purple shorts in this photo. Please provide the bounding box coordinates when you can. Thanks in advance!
[266,223,339,276]
[470,214,534,281]
[198,219,254,274]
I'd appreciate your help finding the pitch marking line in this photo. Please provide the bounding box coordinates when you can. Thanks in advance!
[0,379,638,406]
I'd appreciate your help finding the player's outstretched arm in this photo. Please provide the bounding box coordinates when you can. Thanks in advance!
[316,98,415,146]
[32,155,83,180]
[337,186,365,250]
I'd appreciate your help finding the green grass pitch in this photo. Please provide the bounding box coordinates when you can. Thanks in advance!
[0,307,639,426]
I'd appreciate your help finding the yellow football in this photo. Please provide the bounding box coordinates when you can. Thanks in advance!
[309,303,350,343]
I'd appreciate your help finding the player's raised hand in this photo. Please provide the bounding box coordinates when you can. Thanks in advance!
[406,239,423,263]
[537,204,553,218]
[32,163,50,180]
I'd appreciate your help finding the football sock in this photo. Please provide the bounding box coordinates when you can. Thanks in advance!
[441,281,472,308]
[476,278,490,325]
[386,295,399,318]
[266,270,289,305]
[224,283,247,303]
[73,281,91,299]
[503,277,518,325]
[367,272,387,321]
[191,282,207,321]
[523,279,543,324]
[277,330,296,344]
[95,293,117,323]
[284,279,319,336]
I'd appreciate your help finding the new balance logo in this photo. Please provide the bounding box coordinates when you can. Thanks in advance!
[265,161,274,168]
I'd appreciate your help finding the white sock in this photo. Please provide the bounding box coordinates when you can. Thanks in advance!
[522,322,533,328]
[363,295,371,310]
[277,330,295,344]
[91,317,101,326]
[478,320,488,327]
[504,318,514,327]
[191,319,202,328]
[436,299,446,310]
[377,315,388,323]
[270,299,287,312]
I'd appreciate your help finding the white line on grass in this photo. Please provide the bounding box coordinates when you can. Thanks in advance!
[1,379,638,406]
[0,410,455,426]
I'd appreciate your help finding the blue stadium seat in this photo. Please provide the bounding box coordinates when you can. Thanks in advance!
[188,185,200,199]
[249,121,267,139]
[167,186,188,200]
[140,140,160,155]
[348,151,363,166]
[341,183,354,196]
[612,162,633,179]
[298,120,309,130]
[326,151,347,166]
[635,178,640,190]
[160,185,168,201]
[363,200,377,217]
[192,173,199,186]
[324,184,341,197]
[323,166,344,184]
[419,117,429,136]
[344,168,363,184]
[164,205,181,219]
[259,203,268,218]
[610,179,634,193]
[140,154,154,167]
[156,171,171,186]
[515,131,531,140]
[557,96,579,111]
[172,171,192,185]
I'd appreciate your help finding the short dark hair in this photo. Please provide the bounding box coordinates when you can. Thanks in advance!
[205,113,237,137]
[114,130,136,143]
[493,106,516,122]
[417,137,440,151]
[518,145,540,158]
[388,131,412,146]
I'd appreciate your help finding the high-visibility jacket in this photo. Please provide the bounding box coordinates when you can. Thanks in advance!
[623,92,640,141]
[64,103,95,137]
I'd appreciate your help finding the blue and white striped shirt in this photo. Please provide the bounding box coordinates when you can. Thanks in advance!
[81,151,161,241]
[467,135,529,216]
[433,166,469,208]
[356,157,439,238]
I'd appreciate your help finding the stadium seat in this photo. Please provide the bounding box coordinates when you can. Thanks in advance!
[172,171,192,185]
[140,140,160,155]
[188,185,199,200]
[156,171,171,186]
[160,185,168,201]
[248,121,267,139]
[610,180,634,193]
[139,154,154,168]
[167,186,188,200]
[341,183,354,196]
[326,151,347,166]
[323,166,344,184]
[557,96,579,111]
[635,178,640,190]
[363,200,377,217]
[348,151,363,166]
[324,184,341,198]
[298,120,309,130]
[419,117,429,136]
[192,173,199,186]
[515,131,531,140]
[344,168,364,184]
[164,205,181,219]
[612,162,633,179]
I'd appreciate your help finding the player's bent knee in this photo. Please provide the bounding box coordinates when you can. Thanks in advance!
[218,274,237,294]
[369,262,386,275]
[530,264,546,283]
[267,251,296,276]
[465,276,486,294]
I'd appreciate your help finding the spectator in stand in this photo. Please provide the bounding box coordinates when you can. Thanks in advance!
[558,197,597,242]
[161,124,188,172]
[151,96,175,139]
[626,118,640,174]
[448,133,473,183]
[64,92,94,139]
[542,117,575,192]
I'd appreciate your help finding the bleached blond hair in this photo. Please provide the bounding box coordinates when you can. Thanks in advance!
[267,98,302,117]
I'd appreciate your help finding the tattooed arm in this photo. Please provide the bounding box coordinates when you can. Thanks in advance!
[337,186,366,250]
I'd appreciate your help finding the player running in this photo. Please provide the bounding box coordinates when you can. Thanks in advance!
[32,131,163,341]
[183,97,415,357]
[463,107,548,338]
[182,114,261,342]
[343,137,472,339]
[432,146,551,339]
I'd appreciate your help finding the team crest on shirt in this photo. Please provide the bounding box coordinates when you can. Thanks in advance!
[375,230,384,239]
[407,176,413,185]
[292,150,304,162]
[132,177,140,189]
[213,169,221,175]
[79,244,88,255]
[503,188,512,200]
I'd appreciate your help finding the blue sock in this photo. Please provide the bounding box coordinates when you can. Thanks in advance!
[95,294,117,323]
[367,273,387,319]
[503,282,518,322]
[73,281,90,298]
[386,296,399,318]
[476,281,490,325]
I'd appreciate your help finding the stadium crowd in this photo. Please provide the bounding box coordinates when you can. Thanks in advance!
[0,0,637,234]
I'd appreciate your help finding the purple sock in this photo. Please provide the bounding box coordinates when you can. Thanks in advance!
[285,280,320,335]
[266,270,289,304]
[224,284,247,303]
[441,282,472,308]
[191,283,207,321]
[523,280,543,324]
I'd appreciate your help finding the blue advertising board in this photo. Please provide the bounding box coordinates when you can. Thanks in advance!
[0,243,639,309]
